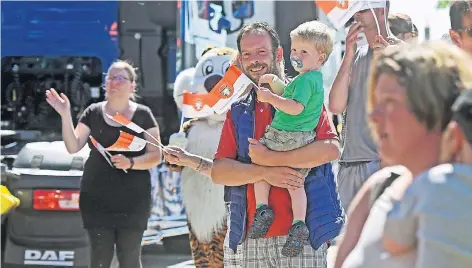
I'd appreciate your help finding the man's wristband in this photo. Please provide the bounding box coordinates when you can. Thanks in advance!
[129,157,135,169]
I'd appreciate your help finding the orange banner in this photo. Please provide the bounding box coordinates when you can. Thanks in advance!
[106,131,147,152]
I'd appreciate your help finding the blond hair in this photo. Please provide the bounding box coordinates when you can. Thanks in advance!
[290,20,334,64]
[107,60,137,100]
[368,41,472,132]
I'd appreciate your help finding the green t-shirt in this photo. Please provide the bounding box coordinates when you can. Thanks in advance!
[270,71,324,132]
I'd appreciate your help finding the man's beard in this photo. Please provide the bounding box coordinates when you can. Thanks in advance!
[236,61,282,101]
[243,61,281,84]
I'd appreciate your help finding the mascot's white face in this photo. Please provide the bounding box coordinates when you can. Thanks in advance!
[173,47,237,122]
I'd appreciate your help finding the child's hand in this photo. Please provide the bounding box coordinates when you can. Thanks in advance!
[258,74,279,86]
[256,87,275,103]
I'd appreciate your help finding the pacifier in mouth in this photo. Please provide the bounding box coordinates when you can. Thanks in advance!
[290,57,303,69]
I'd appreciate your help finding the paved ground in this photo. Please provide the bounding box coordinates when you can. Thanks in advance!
[141,245,194,268]
[138,244,337,268]
[117,161,342,268]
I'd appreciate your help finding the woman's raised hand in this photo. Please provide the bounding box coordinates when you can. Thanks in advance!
[45,88,71,117]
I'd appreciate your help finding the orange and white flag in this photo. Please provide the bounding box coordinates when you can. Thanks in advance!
[106,112,165,149]
[315,0,359,30]
[182,92,215,118]
[315,0,386,30]
[89,136,114,168]
[106,131,147,152]
[208,65,255,115]
[106,113,144,133]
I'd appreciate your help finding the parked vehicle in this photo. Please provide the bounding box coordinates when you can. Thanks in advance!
[0,140,190,266]
[1,2,186,265]
[1,2,348,266]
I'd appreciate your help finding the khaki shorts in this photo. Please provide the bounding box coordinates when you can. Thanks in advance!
[224,234,328,268]
[260,125,316,178]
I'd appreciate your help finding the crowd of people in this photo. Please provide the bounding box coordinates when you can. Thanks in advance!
[49,0,472,267]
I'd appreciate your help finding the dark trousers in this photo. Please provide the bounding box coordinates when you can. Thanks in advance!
[87,228,144,268]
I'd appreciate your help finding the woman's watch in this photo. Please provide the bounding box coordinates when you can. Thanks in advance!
[129,157,135,169]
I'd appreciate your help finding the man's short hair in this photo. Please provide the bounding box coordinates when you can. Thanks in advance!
[236,22,281,56]
[450,1,472,31]
[290,21,334,64]
[388,13,417,37]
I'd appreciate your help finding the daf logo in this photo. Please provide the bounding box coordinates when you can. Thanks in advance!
[24,250,74,266]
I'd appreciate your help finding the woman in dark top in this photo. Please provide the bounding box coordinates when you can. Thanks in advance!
[46,60,162,268]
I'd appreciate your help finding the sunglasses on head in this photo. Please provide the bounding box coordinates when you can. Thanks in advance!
[456,27,472,37]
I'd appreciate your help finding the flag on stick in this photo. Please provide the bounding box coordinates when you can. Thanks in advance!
[89,135,127,173]
[208,65,255,115]
[106,113,165,150]
[106,131,148,152]
[182,93,215,118]
[314,0,386,30]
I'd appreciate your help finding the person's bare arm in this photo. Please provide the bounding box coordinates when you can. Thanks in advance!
[111,127,162,170]
[46,88,90,153]
[211,158,304,190]
[163,146,213,177]
[131,127,162,169]
[188,155,213,178]
[333,182,374,268]
[328,22,363,115]
[267,95,304,115]
[62,118,91,154]
[257,87,304,116]
[268,77,286,96]
[211,158,263,186]
[328,54,355,114]
[259,74,286,96]
[248,138,340,168]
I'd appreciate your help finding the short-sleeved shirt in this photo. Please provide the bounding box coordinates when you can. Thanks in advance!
[271,71,324,132]
[79,102,158,230]
[385,163,472,268]
[343,166,416,268]
[214,101,338,238]
[340,46,379,163]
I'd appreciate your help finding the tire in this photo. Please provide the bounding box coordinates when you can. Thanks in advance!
[162,234,191,254]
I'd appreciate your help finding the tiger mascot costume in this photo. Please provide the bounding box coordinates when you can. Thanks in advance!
[169,46,237,267]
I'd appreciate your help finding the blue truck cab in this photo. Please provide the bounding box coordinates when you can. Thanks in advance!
[1,1,118,132]
[1,1,188,266]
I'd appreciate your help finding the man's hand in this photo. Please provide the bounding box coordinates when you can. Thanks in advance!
[373,35,406,55]
[346,22,364,56]
[373,35,390,55]
[163,146,192,167]
[256,87,275,103]
[262,166,304,190]
[248,138,270,165]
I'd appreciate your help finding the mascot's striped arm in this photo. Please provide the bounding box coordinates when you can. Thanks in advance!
[170,46,238,268]
[188,219,227,268]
